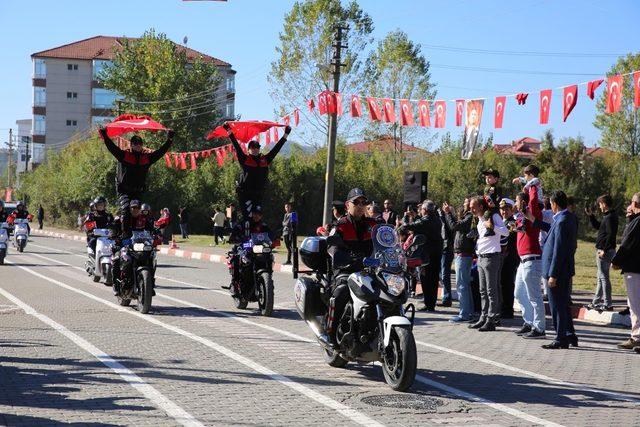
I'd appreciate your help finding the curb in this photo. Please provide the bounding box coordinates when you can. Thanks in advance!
[31,229,294,274]
[513,299,631,328]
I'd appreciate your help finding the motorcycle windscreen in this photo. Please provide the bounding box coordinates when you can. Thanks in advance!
[370,224,402,272]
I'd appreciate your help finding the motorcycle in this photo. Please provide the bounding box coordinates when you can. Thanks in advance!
[13,219,29,253]
[293,224,424,391]
[114,230,157,314]
[84,225,115,286]
[225,231,275,316]
[0,222,10,264]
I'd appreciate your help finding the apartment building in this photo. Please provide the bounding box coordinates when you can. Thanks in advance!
[31,35,235,154]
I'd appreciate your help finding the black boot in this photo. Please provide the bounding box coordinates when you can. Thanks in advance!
[479,318,496,332]
[468,317,486,329]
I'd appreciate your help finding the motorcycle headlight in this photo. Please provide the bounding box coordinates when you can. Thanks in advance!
[133,243,145,251]
[382,273,406,297]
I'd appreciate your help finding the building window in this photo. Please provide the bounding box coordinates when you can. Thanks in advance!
[66,120,78,127]
[34,58,46,78]
[225,103,234,118]
[92,59,112,80]
[226,76,235,92]
[91,116,113,126]
[66,92,78,99]
[92,88,120,109]
[34,87,46,106]
[34,115,46,135]
[67,63,79,71]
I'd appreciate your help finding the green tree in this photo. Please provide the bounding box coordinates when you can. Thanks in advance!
[593,53,640,156]
[363,30,436,148]
[269,0,374,144]
[99,29,223,150]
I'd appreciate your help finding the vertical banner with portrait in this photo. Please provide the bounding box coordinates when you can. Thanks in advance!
[461,99,484,160]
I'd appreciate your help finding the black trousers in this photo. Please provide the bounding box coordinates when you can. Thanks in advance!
[214,226,225,244]
[284,234,293,262]
[501,257,519,317]
[548,278,576,344]
[117,190,143,232]
[237,189,262,219]
[420,252,442,310]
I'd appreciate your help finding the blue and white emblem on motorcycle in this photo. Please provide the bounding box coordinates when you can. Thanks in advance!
[375,225,397,248]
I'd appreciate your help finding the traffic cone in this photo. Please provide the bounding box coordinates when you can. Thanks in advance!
[169,235,179,249]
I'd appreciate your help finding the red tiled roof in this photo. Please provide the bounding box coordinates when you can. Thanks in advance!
[585,147,614,157]
[32,35,231,67]
[493,136,541,158]
[347,137,428,153]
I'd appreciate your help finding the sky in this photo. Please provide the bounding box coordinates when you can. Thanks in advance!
[0,0,638,149]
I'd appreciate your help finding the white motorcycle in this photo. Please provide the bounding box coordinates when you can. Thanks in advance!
[85,228,115,285]
[13,219,29,253]
[0,222,10,264]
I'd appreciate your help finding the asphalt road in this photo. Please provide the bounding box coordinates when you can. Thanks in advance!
[1,235,639,426]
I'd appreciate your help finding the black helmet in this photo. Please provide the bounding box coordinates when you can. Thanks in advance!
[141,203,151,212]
[129,200,141,208]
[93,196,107,205]
[16,201,24,208]
[89,202,96,210]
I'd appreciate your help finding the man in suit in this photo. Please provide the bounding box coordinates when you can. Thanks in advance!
[541,190,578,349]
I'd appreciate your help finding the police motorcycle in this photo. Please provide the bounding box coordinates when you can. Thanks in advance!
[0,222,10,264]
[293,224,424,391]
[84,221,115,286]
[13,219,30,253]
[225,229,277,316]
[114,229,159,314]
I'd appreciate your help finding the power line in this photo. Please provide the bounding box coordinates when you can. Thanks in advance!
[423,43,625,58]
[430,63,603,76]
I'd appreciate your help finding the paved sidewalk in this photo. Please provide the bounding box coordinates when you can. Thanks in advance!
[32,227,632,329]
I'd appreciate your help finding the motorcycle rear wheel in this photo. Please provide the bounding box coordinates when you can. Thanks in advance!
[323,347,349,368]
[233,296,248,309]
[137,269,153,314]
[103,264,113,286]
[381,327,417,392]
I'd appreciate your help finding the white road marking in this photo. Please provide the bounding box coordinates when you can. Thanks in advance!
[0,285,203,427]
[26,243,640,417]
[6,256,384,427]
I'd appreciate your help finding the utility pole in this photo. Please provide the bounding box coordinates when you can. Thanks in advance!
[25,136,31,171]
[6,129,13,189]
[322,24,348,225]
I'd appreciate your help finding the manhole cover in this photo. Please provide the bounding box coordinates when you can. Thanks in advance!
[361,394,444,410]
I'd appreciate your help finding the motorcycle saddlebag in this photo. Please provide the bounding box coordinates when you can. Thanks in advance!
[294,276,324,321]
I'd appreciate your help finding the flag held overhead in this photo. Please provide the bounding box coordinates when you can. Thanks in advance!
[206,120,285,142]
[104,114,168,138]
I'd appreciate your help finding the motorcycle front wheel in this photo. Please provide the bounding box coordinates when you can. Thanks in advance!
[257,271,274,317]
[382,327,417,392]
[17,241,25,253]
[137,269,153,314]
[0,249,5,265]
[323,347,349,368]
[103,264,113,286]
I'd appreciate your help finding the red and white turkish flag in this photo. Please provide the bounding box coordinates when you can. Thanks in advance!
[434,101,446,128]
[351,95,363,117]
[399,99,414,126]
[283,115,290,126]
[494,96,506,129]
[335,92,343,116]
[539,89,552,125]
[104,114,168,138]
[606,75,623,113]
[293,109,300,126]
[325,91,337,115]
[563,85,578,122]
[367,97,382,121]
[382,98,396,123]
[318,92,328,115]
[307,98,315,112]
[633,71,640,109]
[587,79,604,100]
[417,100,430,127]
[455,99,464,126]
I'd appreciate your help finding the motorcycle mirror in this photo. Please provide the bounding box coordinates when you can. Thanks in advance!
[411,234,426,246]
[316,226,327,236]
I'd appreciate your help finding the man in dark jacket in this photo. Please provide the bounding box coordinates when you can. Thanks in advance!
[612,192,640,351]
[499,199,520,320]
[439,208,455,307]
[99,127,173,229]
[443,198,476,321]
[222,123,291,218]
[37,205,44,230]
[541,191,578,349]
[406,200,443,311]
[585,194,618,311]
[382,200,398,225]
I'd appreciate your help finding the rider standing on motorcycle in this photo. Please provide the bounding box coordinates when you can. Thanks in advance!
[222,122,291,218]
[98,126,174,228]
[324,188,381,344]
[111,200,156,295]
[84,196,114,253]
